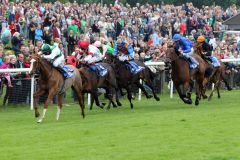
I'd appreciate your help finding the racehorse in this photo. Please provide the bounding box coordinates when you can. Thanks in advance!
[30,54,85,123]
[194,44,232,101]
[111,57,160,109]
[79,62,121,110]
[165,47,210,105]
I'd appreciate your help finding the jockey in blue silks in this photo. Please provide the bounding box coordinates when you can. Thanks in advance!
[172,34,199,69]
[113,38,144,74]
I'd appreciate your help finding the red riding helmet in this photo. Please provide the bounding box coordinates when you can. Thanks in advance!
[78,41,89,49]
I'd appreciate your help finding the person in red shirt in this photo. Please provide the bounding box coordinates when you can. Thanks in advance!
[180,22,187,36]
[9,21,17,35]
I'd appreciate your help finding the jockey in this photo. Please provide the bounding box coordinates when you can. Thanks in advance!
[78,40,107,76]
[113,37,144,74]
[40,38,73,78]
[196,35,220,68]
[172,34,199,69]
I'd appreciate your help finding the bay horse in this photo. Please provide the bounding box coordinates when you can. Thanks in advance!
[165,47,209,105]
[112,58,160,109]
[79,62,121,110]
[194,44,232,101]
[30,54,85,123]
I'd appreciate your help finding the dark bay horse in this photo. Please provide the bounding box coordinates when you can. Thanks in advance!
[112,58,160,109]
[79,62,121,110]
[165,47,209,105]
[30,54,85,123]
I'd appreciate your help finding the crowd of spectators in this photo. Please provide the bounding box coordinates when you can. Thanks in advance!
[0,1,240,104]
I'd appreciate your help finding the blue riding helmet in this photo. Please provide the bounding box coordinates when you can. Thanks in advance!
[173,34,182,42]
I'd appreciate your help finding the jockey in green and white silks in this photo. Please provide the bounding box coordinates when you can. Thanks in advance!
[40,42,73,78]
[113,38,144,74]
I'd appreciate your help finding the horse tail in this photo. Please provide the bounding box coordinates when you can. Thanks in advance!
[204,66,213,78]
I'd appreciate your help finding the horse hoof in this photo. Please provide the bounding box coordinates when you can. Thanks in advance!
[195,101,199,106]
[37,119,42,123]
[147,95,153,99]
[130,104,133,109]
[188,99,193,104]
[35,113,40,118]
[155,97,160,101]
[101,103,106,106]
[113,104,117,108]
[218,96,221,99]
[227,87,232,91]
[202,95,208,99]
[117,101,122,106]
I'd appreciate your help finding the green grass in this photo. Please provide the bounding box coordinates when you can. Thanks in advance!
[0,90,240,160]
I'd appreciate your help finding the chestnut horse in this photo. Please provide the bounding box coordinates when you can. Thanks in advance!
[30,54,85,123]
[165,47,209,105]
[194,44,232,101]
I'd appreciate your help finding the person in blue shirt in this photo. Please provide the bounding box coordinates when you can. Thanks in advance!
[35,24,43,42]
[172,34,199,69]
[113,37,144,74]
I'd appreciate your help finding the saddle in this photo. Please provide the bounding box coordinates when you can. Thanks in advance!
[88,64,108,77]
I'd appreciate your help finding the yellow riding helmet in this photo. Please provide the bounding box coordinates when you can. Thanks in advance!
[197,36,205,42]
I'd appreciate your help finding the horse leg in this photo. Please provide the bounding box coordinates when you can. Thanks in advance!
[115,88,122,106]
[92,90,105,109]
[56,93,64,120]
[216,81,221,99]
[37,89,56,123]
[126,86,134,109]
[176,85,192,104]
[136,81,153,99]
[33,89,46,118]
[221,73,232,91]
[107,88,118,110]
[145,80,160,101]
[90,93,94,110]
[73,86,85,118]
[186,80,194,99]
[194,81,201,106]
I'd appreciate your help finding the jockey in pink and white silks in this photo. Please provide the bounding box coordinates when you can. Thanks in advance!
[113,39,144,74]
[40,41,73,78]
[79,41,107,76]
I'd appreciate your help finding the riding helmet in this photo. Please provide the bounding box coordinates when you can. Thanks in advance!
[41,44,51,54]
[172,34,182,42]
[79,41,89,49]
[197,36,205,42]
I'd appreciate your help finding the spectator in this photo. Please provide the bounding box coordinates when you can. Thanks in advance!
[34,24,43,43]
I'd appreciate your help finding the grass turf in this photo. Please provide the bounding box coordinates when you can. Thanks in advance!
[0,90,240,160]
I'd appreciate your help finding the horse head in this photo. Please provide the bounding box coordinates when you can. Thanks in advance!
[164,46,181,68]
[29,54,42,76]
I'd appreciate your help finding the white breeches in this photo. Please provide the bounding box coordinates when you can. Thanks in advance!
[182,48,194,57]
[53,55,65,68]
[119,55,132,61]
